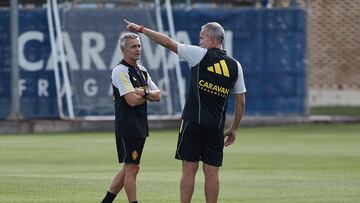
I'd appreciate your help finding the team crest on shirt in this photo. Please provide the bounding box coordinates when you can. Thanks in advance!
[133,77,137,81]
[132,150,138,160]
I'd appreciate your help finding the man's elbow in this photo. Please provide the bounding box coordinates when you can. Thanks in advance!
[126,100,138,107]
[149,93,161,102]
[154,94,161,101]
[239,99,245,106]
[239,99,246,108]
[125,98,143,107]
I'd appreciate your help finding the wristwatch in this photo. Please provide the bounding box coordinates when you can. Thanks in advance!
[143,88,149,98]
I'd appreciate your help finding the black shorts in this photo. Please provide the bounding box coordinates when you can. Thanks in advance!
[175,120,224,167]
[115,137,146,164]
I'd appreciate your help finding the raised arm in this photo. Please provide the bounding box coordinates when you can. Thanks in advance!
[124,19,178,54]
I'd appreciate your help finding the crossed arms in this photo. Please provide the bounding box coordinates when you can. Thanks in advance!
[124,88,161,107]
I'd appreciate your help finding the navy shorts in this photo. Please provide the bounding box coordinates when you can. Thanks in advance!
[175,120,224,167]
[115,137,146,164]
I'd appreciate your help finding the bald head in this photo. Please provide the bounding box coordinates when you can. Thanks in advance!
[201,22,225,44]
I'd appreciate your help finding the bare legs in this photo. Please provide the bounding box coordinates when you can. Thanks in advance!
[123,164,140,202]
[180,161,219,203]
[107,163,140,202]
[108,168,125,195]
[203,163,219,203]
[180,161,199,203]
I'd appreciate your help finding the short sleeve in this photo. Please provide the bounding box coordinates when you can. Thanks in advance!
[139,65,159,91]
[147,74,159,91]
[177,43,207,67]
[112,65,134,96]
[232,61,247,94]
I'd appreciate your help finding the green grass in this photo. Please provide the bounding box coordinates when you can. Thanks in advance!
[1,124,360,202]
[311,106,360,116]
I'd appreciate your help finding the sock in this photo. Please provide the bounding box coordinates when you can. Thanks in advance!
[101,191,116,203]
[130,201,138,203]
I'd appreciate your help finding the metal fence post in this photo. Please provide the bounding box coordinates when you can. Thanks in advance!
[8,0,23,120]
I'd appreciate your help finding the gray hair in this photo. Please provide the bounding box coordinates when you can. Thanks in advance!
[119,32,140,48]
[201,22,225,44]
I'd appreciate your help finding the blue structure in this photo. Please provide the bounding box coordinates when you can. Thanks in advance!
[0,7,307,118]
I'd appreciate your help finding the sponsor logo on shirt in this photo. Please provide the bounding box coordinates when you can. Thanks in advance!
[198,80,230,98]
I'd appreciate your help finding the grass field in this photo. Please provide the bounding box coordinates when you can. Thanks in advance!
[311,106,360,116]
[1,124,360,203]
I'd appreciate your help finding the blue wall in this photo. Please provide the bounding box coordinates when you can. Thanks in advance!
[0,11,11,118]
[0,7,306,118]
